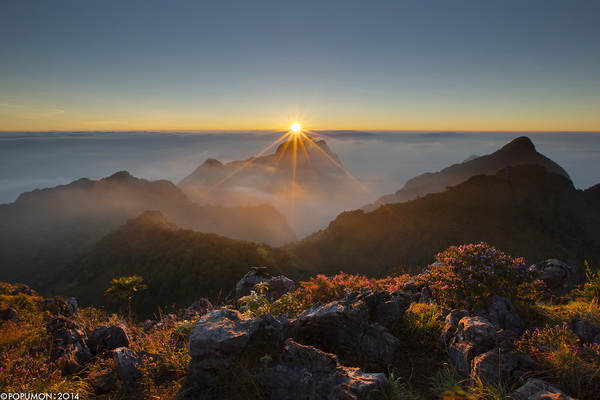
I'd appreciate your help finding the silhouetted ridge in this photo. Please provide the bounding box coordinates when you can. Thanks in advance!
[104,171,135,182]
[497,136,536,155]
[370,136,570,208]
[200,158,224,168]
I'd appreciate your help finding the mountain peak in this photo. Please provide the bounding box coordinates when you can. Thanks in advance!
[200,158,224,168]
[498,136,536,154]
[105,171,135,182]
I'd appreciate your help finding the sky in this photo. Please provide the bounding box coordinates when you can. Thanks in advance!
[1,0,600,132]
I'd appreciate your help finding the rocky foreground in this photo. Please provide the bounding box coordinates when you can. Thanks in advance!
[1,257,599,399]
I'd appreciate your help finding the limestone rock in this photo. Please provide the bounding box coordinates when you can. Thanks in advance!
[569,316,600,343]
[510,378,576,400]
[447,316,498,375]
[87,323,130,355]
[440,309,470,348]
[269,339,385,400]
[530,259,574,291]
[228,267,295,303]
[478,296,524,334]
[471,348,541,385]
[87,370,117,395]
[46,316,92,375]
[182,298,214,320]
[0,307,20,323]
[113,347,161,398]
[290,290,406,367]
[180,309,285,399]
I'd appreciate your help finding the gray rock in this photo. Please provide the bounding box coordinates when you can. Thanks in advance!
[478,296,524,334]
[440,309,470,348]
[530,259,574,291]
[228,267,295,303]
[290,291,406,367]
[65,297,79,316]
[569,316,600,343]
[87,370,117,395]
[509,378,576,400]
[269,339,385,400]
[87,323,130,355]
[267,275,296,302]
[113,347,161,398]
[0,307,20,323]
[471,348,541,385]
[46,316,92,375]
[182,298,214,320]
[447,316,498,375]
[180,309,285,399]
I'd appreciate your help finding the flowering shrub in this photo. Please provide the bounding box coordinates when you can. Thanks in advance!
[295,272,411,305]
[417,242,541,309]
[516,324,600,400]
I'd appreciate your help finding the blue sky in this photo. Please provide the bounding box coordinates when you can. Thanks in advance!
[1,0,600,131]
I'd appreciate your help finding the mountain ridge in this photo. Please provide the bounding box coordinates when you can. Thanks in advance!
[370,136,570,209]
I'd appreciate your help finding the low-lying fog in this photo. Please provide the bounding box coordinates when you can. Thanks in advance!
[1,130,599,236]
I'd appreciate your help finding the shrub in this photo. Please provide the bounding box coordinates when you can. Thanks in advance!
[573,261,600,303]
[295,272,411,305]
[516,324,600,400]
[417,242,540,309]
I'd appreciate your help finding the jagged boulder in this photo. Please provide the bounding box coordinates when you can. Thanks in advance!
[440,309,470,348]
[139,314,178,332]
[290,290,407,367]
[510,378,576,399]
[269,339,385,400]
[471,348,541,385]
[182,298,214,320]
[113,347,161,398]
[179,309,285,399]
[228,267,295,303]
[0,307,20,323]
[530,259,574,291]
[41,297,78,317]
[478,296,524,334]
[447,316,498,375]
[46,316,92,375]
[87,370,117,395]
[87,323,130,355]
[568,316,600,343]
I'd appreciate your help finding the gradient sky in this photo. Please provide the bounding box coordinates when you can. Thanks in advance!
[1,0,599,131]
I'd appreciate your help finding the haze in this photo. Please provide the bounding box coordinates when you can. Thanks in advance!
[1,1,599,132]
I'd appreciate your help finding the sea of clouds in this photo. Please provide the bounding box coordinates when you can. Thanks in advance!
[1,130,599,205]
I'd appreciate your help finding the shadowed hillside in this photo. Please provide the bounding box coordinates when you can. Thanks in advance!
[290,165,600,277]
[0,172,296,285]
[42,211,302,317]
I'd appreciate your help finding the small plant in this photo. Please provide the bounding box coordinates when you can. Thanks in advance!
[516,324,600,400]
[573,260,600,303]
[105,275,148,321]
[403,302,444,343]
[417,242,539,309]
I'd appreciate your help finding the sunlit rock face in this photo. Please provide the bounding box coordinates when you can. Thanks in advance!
[179,137,371,237]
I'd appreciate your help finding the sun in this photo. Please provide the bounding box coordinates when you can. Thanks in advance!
[290,122,302,133]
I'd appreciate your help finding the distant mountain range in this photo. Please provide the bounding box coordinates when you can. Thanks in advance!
[42,211,302,316]
[289,164,600,278]
[179,136,371,236]
[0,171,295,285]
[367,136,570,210]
